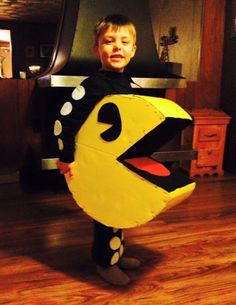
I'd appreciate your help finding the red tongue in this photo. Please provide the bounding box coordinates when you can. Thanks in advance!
[124,157,170,176]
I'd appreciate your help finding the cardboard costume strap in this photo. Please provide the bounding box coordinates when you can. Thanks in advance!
[66,95,196,228]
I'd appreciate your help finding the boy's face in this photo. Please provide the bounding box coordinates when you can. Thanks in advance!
[94,26,136,73]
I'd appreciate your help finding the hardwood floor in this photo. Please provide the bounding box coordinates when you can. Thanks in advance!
[0,173,236,304]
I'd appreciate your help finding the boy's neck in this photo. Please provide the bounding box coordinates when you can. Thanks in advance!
[100,68,124,74]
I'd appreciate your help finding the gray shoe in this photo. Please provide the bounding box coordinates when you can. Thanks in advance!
[118,257,141,270]
[96,265,130,286]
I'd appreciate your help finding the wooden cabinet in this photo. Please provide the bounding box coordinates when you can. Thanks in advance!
[181,109,231,177]
[0,79,36,170]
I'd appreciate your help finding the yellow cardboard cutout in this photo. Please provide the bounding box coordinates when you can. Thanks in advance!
[66,95,196,228]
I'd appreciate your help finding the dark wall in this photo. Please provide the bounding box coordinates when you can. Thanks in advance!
[221,0,236,173]
[0,21,57,78]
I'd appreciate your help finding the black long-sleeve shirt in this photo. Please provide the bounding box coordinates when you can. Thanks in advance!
[55,70,136,163]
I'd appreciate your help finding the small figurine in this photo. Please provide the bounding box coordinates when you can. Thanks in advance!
[160,26,178,62]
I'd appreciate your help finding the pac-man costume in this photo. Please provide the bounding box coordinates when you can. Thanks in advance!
[54,70,195,268]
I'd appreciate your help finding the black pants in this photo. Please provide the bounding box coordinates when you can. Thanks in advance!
[92,220,124,268]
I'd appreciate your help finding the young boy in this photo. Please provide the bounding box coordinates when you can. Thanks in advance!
[55,14,140,285]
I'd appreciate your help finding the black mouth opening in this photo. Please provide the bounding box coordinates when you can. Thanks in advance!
[117,118,193,192]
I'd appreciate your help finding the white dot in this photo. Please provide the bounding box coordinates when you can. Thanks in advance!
[110,252,120,265]
[54,120,62,136]
[109,237,121,250]
[119,244,124,257]
[72,85,85,100]
[58,138,64,150]
[60,101,73,116]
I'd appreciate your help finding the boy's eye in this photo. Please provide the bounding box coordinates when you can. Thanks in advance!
[103,38,113,44]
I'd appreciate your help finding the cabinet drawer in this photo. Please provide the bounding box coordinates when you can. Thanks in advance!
[198,126,221,142]
[197,149,219,167]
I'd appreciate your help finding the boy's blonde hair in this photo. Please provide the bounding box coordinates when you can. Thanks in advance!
[94,14,137,46]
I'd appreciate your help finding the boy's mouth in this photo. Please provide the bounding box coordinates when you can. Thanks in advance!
[110,54,124,59]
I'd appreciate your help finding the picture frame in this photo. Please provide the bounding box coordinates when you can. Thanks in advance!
[25,45,35,58]
[40,44,53,58]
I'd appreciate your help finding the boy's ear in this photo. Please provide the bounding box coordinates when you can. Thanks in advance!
[131,44,137,58]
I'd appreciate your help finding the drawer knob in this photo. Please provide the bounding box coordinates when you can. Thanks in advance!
[205,133,217,138]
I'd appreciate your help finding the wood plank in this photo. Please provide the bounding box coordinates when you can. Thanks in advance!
[185,0,226,109]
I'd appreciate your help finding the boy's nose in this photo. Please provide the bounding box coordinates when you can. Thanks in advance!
[113,41,122,50]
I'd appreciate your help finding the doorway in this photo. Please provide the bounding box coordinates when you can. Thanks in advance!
[0,29,13,78]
